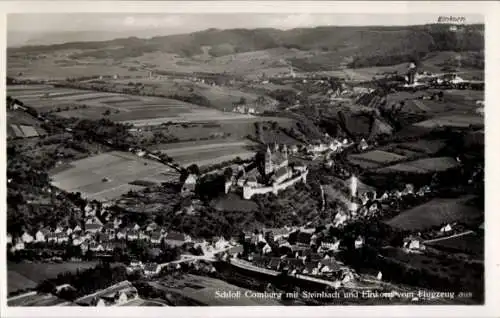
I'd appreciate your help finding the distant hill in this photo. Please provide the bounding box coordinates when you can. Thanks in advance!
[8,24,484,71]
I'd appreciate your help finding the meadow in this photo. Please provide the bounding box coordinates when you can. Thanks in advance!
[413,115,484,129]
[348,150,406,166]
[376,157,459,174]
[50,151,179,201]
[152,139,258,168]
[7,110,47,139]
[7,84,254,126]
[385,196,482,231]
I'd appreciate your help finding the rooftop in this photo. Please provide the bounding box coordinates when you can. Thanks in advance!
[165,232,186,241]
[75,280,134,305]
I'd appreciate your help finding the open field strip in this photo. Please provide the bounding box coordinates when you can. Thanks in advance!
[9,90,83,99]
[349,150,406,164]
[119,105,185,111]
[10,125,24,137]
[123,102,193,109]
[397,139,446,154]
[179,152,256,167]
[103,100,166,107]
[46,91,96,98]
[346,158,383,169]
[87,96,134,103]
[172,148,255,162]
[159,141,253,155]
[84,183,146,201]
[121,113,255,126]
[101,97,142,104]
[50,93,116,101]
[7,85,53,91]
[116,107,187,116]
[404,157,459,171]
[19,125,39,137]
[138,172,179,184]
[376,157,459,174]
[414,115,484,129]
[64,92,123,101]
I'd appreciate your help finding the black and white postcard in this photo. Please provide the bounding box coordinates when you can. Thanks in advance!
[1,1,499,318]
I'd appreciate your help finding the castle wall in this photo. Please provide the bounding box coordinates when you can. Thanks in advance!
[243,170,308,199]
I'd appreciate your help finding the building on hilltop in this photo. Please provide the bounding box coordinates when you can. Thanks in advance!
[225,143,308,199]
[264,144,288,176]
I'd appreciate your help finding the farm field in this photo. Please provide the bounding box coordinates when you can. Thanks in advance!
[395,139,447,155]
[155,116,296,142]
[7,261,102,294]
[348,150,406,168]
[113,78,276,112]
[385,196,483,231]
[376,157,459,174]
[413,114,483,129]
[385,88,483,115]
[7,52,149,80]
[153,140,258,168]
[50,151,179,201]
[378,139,446,159]
[7,84,255,125]
[7,110,47,138]
[426,232,484,258]
[122,112,255,126]
[123,48,305,78]
[344,158,382,169]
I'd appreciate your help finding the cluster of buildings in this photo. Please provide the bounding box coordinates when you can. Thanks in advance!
[179,139,365,201]
[223,144,309,199]
[227,176,445,282]
[304,138,357,160]
[232,227,362,284]
[75,280,139,307]
[232,104,258,114]
[7,211,192,255]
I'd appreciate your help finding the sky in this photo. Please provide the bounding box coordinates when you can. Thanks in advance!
[7,13,484,46]
[8,13,484,32]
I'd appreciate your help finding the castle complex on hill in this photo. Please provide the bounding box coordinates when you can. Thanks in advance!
[225,143,308,200]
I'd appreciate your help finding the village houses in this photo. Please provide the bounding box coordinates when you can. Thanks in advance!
[22,231,34,244]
